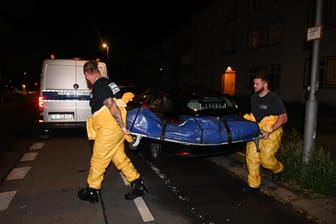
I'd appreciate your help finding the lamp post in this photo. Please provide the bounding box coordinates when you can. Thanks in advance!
[102,43,109,61]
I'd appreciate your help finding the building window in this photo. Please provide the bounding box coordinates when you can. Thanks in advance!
[221,36,236,55]
[197,45,214,62]
[248,22,282,49]
[324,0,336,29]
[247,64,281,89]
[304,57,336,88]
[248,0,280,13]
[221,0,238,24]
[308,0,336,29]
[269,22,282,44]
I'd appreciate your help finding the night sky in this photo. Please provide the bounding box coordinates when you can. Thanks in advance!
[0,0,214,86]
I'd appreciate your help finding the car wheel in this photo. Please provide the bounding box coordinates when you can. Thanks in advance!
[129,141,139,150]
[143,140,164,162]
[150,140,162,160]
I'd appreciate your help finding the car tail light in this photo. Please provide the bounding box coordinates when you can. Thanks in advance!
[143,103,150,109]
[38,96,44,111]
[169,118,180,124]
[175,151,190,156]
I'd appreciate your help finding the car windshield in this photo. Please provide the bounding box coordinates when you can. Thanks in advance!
[131,88,239,119]
[186,95,235,111]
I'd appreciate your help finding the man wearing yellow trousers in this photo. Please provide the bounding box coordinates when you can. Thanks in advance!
[78,60,147,203]
[243,73,288,190]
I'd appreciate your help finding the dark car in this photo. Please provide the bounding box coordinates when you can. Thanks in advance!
[128,87,247,161]
[131,87,239,117]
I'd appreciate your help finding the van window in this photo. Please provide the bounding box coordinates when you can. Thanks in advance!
[44,64,88,90]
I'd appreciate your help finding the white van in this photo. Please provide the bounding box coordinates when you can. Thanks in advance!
[38,58,108,133]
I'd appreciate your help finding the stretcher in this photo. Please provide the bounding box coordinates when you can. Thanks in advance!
[126,107,261,148]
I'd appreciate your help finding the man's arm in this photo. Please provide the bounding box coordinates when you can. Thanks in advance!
[263,113,288,138]
[104,97,129,134]
[272,113,288,131]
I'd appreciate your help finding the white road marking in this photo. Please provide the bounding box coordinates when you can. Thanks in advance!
[119,172,130,185]
[0,191,16,211]
[119,172,154,222]
[134,197,155,222]
[20,152,38,162]
[146,162,210,222]
[30,142,45,150]
[5,167,31,180]
[237,151,245,157]
[0,142,43,212]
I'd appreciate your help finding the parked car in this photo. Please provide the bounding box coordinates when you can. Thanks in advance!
[128,88,253,161]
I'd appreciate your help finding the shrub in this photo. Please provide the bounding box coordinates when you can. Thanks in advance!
[279,129,336,198]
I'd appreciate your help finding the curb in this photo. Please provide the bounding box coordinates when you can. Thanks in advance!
[207,152,336,224]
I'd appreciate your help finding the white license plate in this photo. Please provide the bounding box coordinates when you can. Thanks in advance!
[49,114,73,120]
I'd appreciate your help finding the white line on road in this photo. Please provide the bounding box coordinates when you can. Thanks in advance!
[0,143,43,212]
[119,172,154,222]
[0,191,16,211]
[20,152,38,162]
[5,167,31,180]
[119,172,130,185]
[134,197,155,222]
[237,151,245,157]
[30,142,45,150]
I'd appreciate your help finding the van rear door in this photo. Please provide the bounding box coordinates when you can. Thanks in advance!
[41,60,91,125]
[74,61,92,122]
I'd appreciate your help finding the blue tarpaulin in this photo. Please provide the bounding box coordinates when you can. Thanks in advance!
[126,107,260,146]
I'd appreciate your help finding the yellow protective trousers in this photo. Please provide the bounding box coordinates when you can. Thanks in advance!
[244,114,284,188]
[86,106,140,189]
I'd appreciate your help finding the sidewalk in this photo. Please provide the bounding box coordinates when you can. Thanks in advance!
[207,152,336,224]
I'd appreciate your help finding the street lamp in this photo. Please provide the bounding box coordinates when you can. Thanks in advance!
[102,43,109,60]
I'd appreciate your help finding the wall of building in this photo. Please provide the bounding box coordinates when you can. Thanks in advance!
[192,0,336,106]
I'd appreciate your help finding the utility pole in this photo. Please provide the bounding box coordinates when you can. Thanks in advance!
[302,0,323,164]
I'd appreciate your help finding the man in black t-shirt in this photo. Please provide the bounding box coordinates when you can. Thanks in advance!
[243,73,288,190]
[89,78,121,113]
[77,60,147,203]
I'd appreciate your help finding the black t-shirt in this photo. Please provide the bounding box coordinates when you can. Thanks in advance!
[89,77,121,113]
[251,91,286,123]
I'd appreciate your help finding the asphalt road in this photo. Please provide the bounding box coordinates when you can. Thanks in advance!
[0,128,316,223]
[0,93,317,223]
[0,93,39,183]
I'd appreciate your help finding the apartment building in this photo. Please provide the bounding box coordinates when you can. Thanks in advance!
[192,0,336,106]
